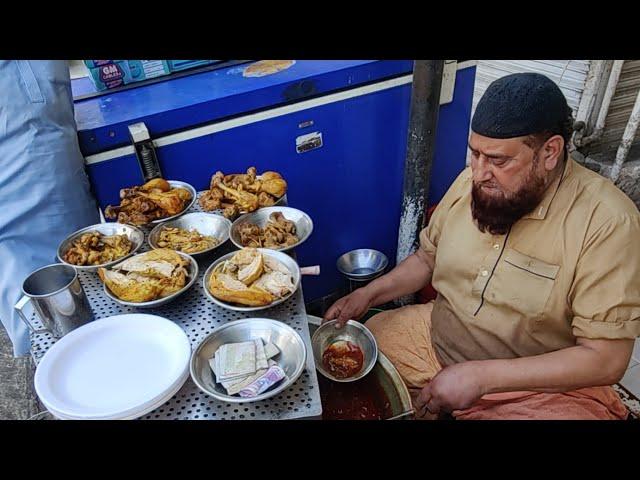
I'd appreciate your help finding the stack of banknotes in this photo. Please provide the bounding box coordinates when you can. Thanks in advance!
[209,339,286,397]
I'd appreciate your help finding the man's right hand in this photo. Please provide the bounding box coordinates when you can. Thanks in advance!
[323,288,374,328]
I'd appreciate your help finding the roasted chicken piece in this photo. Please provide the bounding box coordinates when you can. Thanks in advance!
[238,224,264,248]
[252,271,295,298]
[212,178,259,213]
[236,249,264,285]
[140,190,188,216]
[222,203,240,220]
[258,177,287,198]
[98,248,189,303]
[104,178,192,226]
[207,248,294,307]
[208,273,275,307]
[257,191,276,207]
[199,167,287,217]
[223,166,257,190]
[237,212,299,249]
[198,188,223,211]
[141,178,171,192]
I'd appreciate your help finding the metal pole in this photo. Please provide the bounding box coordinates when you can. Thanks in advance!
[395,60,444,306]
[610,87,640,183]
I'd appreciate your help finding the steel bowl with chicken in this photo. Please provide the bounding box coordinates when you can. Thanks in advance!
[98,248,198,308]
[57,223,145,272]
[104,178,197,226]
[203,248,301,312]
[230,207,313,253]
[148,212,231,257]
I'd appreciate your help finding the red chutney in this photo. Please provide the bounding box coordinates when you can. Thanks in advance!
[318,372,393,420]
[322,340,364,379]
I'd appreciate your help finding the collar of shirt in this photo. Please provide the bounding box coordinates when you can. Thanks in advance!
[521,157,573,221]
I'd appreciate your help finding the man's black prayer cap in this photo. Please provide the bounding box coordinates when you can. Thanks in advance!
[471,72,572,139]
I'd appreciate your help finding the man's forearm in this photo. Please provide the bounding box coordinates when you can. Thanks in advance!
[364,249,434,307]
[473,338,634,395]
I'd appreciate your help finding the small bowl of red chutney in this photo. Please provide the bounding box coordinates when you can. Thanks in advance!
[311,319,378,383]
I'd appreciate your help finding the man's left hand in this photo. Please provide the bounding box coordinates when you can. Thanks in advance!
[415,361,487,415]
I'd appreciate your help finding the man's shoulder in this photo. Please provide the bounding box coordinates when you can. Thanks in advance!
[569,160,640,223]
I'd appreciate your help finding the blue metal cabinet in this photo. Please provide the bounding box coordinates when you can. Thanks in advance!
[75,60,476,302]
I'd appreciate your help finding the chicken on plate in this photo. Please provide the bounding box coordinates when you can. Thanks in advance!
[199,167,287,220]
[208,248,295,307]
[62,231,133,266]
[237,212,299,249]
[105,178,192,226]
[98,248,191,303]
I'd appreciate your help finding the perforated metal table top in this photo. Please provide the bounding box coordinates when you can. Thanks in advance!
[30,194,323,420]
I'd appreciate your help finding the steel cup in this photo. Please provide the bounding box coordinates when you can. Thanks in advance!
[15,264,94,338]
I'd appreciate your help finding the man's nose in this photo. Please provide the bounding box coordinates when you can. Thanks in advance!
[472,156,493,183]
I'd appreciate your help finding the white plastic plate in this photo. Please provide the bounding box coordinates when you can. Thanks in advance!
[34,314,191,420]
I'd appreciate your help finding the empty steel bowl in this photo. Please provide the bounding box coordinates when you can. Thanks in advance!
[57,223,145,272]
[230,206,313,253]
[311,319,378,383]
[149,180,198,224]
[190,318,307,403]
[148,212,231,257]
[336,249,389,281]
[102,251,199,308]
[203,248,300,312]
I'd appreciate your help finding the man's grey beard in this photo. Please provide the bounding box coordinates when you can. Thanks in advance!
[471,165,547,235]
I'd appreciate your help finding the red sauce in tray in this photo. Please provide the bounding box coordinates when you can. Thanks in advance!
[318,373,394,420]
[322,340,364,379]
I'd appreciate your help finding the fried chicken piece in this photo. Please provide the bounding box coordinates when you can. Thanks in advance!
[223,167,258,191]
[116,211,152,225]
[210,171,225,191]
[252,270,295,298]
[216,183,259,212]
[257,191,276,207]
[229,248,262,267]
[105,179,190,226]
[238,258,263,285]
[237,212,299,249]
[207,249,294,306]
[173,187,193,202]
[208,273,274,306]
[199,189,223,211]
[222,203,240,219]
[258,178,287,198]
[238,224,263,248]
[141,178,171,192]
[98,249,189,302]
[270,212,296,233]
[98,269,161,303]
[141,190,186,216]
[260,171,282,181]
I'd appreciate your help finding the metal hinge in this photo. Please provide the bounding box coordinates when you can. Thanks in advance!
[128,122,162,182]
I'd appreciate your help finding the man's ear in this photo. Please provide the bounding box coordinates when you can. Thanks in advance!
[542,135,564,171]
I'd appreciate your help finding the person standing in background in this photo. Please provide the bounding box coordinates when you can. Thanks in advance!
[0,60,100,356]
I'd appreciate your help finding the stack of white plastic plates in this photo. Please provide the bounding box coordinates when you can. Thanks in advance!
[35,314,191,420]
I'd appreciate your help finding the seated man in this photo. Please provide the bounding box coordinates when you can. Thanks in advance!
[324,72,640,420]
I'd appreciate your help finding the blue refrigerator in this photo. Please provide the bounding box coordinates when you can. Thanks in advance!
[72,60,477,303]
